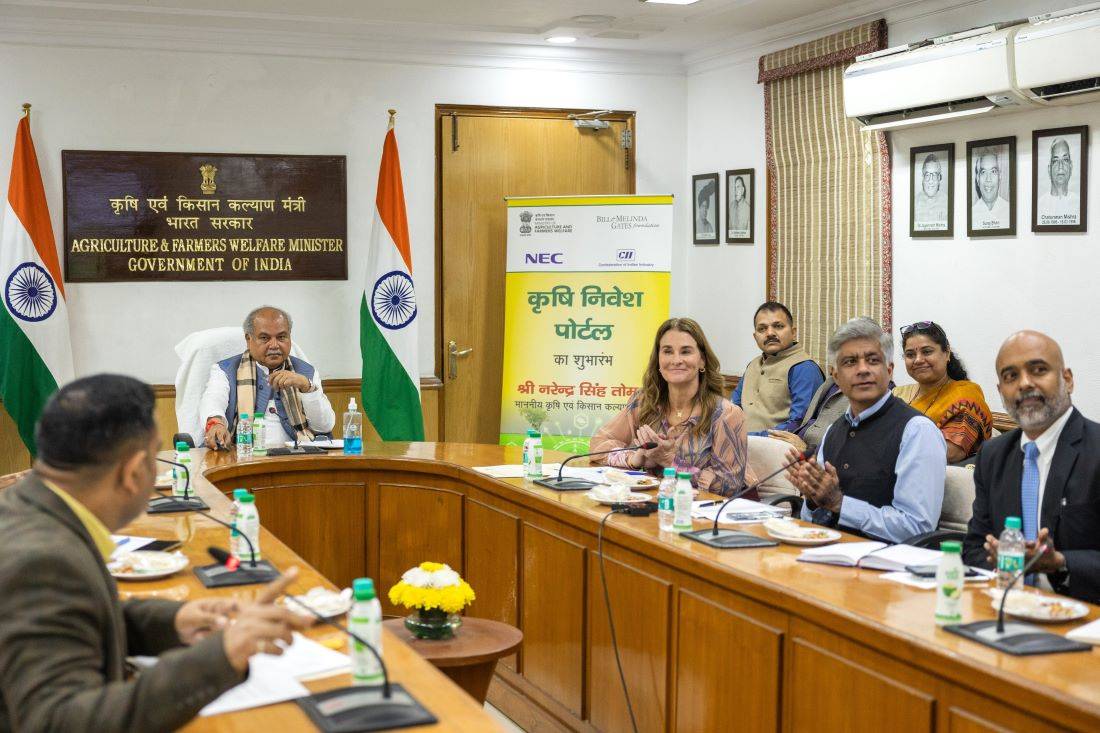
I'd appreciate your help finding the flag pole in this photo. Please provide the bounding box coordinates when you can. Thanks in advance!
[22,103,30,117]
[387,108,396,130]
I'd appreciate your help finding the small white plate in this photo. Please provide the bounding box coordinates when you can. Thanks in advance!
[601,469,661,490]
[763,518,841,546]
[585,490,651,506]
[281,587,353,619]
[108,551,189,580]
[984,589,1089,623]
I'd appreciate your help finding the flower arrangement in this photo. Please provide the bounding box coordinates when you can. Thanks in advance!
[388,562,475,639]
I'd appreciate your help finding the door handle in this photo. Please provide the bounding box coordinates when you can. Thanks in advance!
[448,340,473,380]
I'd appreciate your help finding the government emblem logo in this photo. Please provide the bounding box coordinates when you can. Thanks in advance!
[371,270,417,330]
[519,210,532,235]
[200,164,217,195]
[5,262,58,323]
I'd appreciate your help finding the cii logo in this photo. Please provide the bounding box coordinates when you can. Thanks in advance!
[524,252,563,265]
[616,249,635,261]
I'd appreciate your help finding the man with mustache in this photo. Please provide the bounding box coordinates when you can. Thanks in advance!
[1037,138,1079,226]
[963,331,1100,602]
[971,147,1011,230]
[732,301,824,435]
[200,306,335,450]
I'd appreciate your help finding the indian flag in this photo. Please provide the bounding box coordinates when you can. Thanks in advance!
[360,115,423,440]
[0,109,73,454]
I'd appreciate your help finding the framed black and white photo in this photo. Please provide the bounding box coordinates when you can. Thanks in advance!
[967,136,1016,237]
[725,169,754,244]
[692,173,719,245]
[1032,125,1088,233]
[909,144,953,238]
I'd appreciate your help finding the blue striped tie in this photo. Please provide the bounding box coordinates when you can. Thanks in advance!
[1021,442,1040,587]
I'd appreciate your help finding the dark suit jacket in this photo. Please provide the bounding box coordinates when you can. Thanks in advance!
[963,408,1100,603]
[0,474,241,732]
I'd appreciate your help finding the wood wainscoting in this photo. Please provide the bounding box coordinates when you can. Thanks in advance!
[0,377,442,475]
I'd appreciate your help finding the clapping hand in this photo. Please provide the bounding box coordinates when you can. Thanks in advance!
[636,424,675,468]
[784,448,843,513]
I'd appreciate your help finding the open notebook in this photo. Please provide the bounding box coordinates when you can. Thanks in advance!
[797,542,943,571]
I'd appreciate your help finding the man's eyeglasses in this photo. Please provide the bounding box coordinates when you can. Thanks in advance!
[900,321,936,335]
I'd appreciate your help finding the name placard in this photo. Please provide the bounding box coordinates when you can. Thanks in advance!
[62,151,347,281]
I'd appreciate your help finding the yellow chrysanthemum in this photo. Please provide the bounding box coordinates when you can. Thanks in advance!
[419,561,447,572]
[388,577,476,613]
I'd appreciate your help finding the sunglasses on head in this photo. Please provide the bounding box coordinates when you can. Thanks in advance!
[900,321,936,335]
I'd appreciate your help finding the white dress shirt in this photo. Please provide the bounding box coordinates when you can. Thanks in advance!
[199,361,336,445]
[971,196,1011,230]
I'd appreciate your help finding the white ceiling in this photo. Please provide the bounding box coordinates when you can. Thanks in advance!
[0,0,901,62]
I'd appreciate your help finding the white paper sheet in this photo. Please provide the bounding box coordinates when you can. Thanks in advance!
[690,498,787,524]
[881,569,995,590]
[110,535,157,558]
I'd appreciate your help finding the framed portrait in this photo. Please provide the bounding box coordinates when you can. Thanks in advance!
[1032,125,1088,233]
[692,172,719,245]
[909,143,954,238]
[966,136,1016,237]
[725,169,754,244]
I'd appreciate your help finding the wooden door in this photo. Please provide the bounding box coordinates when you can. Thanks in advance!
[438,107,635,444]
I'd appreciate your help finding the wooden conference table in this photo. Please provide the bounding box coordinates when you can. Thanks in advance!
[133,443,1100,733]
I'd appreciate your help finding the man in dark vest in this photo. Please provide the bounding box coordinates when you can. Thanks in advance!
[731,301,824,435]
[785,317,946,543]
[963,331,1100,603]
[201,306,335,450]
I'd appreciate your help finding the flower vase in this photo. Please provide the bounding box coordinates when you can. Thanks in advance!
[405,608,462,640]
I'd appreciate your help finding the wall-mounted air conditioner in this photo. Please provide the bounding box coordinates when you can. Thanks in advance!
[843,24,1033,131]
[1015,3,1100,106]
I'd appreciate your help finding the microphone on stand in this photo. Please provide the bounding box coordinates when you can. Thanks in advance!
[533,443,659,491]
[682,448,814,549]
[944,543,1091,655]
[193,504,280,586]
[148,456,209,514]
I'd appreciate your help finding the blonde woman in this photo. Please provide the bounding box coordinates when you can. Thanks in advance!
[591,318,755,498]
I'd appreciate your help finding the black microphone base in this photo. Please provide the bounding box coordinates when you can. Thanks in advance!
[267,446,327,456]
[296,683,436,732]
[532,476,598,491]
[944,620,1092,655]
[682,528,779,549]
[195,559,279,587]
[147,495,210,514]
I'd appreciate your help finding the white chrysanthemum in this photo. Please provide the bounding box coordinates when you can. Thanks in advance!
[429,568,461,588]
[401,567,432,587]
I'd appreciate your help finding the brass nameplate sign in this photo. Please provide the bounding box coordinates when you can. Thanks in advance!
[62,151,347,281]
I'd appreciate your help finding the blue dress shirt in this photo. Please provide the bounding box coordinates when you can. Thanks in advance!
[731,360,825,436]
[799,391,946,543]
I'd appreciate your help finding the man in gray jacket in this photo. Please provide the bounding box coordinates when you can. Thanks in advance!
[0,374,308,732]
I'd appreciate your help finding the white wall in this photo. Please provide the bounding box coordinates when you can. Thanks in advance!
[0,43,688,384]
[684,0,1100,414]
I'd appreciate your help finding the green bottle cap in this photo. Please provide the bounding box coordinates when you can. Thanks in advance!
[676,471,692,480]
[663,467,676,477]
[254,412,264,419]
[240,493,255,503]
[527,429,540,438]
[353,577,376,600]
[1005,516,1022,530]
[175,441,189,451]
[940,541,961,554]
[233,489,249,500]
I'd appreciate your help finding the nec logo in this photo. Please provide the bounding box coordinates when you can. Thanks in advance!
[524,253,564,264]
[616,249,635,261]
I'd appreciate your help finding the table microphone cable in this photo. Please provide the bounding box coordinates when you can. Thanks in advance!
[597,507,641,733]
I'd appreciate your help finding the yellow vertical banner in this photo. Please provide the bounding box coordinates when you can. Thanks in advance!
[500,195,673,451]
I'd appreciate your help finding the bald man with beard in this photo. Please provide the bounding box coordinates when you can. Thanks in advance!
[1037,138,1080,226]
[963,331,1100,603]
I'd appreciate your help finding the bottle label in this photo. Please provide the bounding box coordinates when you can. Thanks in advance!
[658,496,673,511]
[998,552,1024,575]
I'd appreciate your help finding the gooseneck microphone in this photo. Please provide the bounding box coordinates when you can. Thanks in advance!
[533,443,659,491]
[148,457,209,513]
[193,508,280,586]
[682,447,814,549]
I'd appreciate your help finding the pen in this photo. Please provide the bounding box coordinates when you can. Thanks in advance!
[697,501,719,508]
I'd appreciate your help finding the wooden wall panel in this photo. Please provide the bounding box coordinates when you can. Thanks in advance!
[377,482,464,614]
[675,589,784,733]
[249,481,367,590]
[587,553,671,733]
[521,523,587,718]
[464,499,521,670]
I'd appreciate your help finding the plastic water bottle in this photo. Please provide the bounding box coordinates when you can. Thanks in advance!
[252,412,267,456]
[522,430,543,479]
[236,413,253,460]
[235,492,261,562]
[673,471,694,533]
[997,515,1026,589]
[935,540,964,626]
[349,577,383,685]
[343,398,363,455]
[173,442,191,497]
[657,467,676,532]
[228,488,249,558]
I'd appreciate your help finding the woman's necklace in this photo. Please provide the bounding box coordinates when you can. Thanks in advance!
[909,377,950,411]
